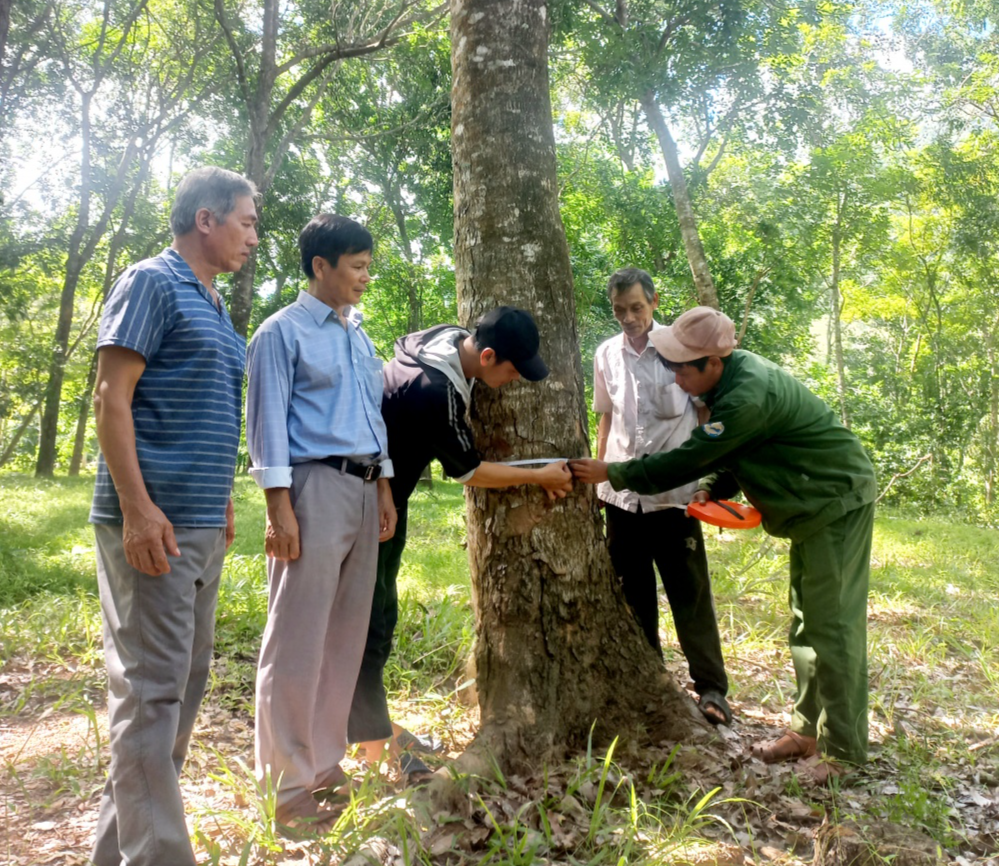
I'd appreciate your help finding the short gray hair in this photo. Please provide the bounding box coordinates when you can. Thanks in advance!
[607,267,655,302]
[169,167,257,236]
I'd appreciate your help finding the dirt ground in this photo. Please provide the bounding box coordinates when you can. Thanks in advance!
[3,655,998,866]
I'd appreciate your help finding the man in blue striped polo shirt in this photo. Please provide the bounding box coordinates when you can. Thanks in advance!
[246,214,396,831]
[89,166,258,866]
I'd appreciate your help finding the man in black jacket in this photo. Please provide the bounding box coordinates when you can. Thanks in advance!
[347,307,572,781]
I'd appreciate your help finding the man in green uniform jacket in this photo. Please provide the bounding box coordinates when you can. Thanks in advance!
[570,306,876,782]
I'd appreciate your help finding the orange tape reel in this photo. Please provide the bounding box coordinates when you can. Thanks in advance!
[687,499,762,529]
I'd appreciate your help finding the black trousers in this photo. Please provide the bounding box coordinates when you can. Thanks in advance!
[347,505,409,743]
[605,502,728,697]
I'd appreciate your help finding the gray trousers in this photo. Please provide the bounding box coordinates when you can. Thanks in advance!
[91,523,226,866]
[254,462,380,813]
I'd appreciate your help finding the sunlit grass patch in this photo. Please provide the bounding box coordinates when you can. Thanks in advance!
[0,474,96,605]
[399,472,471,601]
[0,590,103,667]
[3,470,999,859]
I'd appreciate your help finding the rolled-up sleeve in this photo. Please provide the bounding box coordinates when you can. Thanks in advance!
[246,328,295,489]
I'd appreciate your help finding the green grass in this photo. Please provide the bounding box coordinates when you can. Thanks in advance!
[0,474,96,604]
[2,470,998,861]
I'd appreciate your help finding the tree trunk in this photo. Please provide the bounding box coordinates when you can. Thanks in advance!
[451,0,700,769]
[385,186,422,333]
[0,397,44,467]
[639,93,719,310]
[983,334,999,506]
[230,247,259,337]
[36,89,94,477]
[0,0,10,69]
[68,350,99,476]
[830,201,849,429]
[231,110,269,336]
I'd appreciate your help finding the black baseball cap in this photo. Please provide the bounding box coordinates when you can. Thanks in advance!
[474,306,549,381]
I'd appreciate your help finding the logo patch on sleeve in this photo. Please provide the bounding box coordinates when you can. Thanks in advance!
[702,421,725,438]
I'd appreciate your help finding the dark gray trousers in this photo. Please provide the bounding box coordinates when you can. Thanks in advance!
[91,523,226,866]
[347,505,409,744]
[605,503,729,697]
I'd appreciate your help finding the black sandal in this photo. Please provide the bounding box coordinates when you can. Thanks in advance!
[398,751,435,787]
[395,729,443,754]
[698,690,733,726]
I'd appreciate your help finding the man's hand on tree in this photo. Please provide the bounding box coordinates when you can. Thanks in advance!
[567,458,610,485]
[265,494,301,561]
[122,500,180,576]
[537,461,573,500]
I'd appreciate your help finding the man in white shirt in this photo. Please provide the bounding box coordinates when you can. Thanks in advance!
[593,268,731,726]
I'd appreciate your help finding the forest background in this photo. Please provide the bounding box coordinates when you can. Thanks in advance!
[3,0,999,864]
[2,0,999,515]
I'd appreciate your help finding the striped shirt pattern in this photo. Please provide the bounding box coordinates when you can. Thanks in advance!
[245,291,392,490]
[90,249,246,527]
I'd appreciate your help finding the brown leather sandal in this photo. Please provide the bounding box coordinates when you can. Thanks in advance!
[796,754,854,785]
[750,730,817,763]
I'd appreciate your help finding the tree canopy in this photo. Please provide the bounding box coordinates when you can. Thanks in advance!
[2,0,999,519]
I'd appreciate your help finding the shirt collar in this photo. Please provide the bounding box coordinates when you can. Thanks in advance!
[160,248,227,310]
[161,248,201,287]
[620,320,662,358]
[296,290,364,327]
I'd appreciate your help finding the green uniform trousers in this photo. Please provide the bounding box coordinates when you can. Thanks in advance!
[787,501,874,765]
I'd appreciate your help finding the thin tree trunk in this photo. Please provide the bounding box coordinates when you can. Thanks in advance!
[0,0,11,68]
[737,267,768,347]
[451,0,699,769]
[984,334,999,506]
[0,398,44,467]
[68,351,99,475]
[36,89,94,477]
[230,106,269,335]
[385,188,422,333]
[639,92,719,310]
[830,197,849,428]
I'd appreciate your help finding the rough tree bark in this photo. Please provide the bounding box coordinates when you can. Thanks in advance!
[451,0,703,769]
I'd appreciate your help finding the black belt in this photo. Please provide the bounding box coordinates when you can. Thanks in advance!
[318,456,382,481]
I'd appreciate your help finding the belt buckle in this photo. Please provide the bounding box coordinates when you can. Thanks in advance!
[364,464,378,482]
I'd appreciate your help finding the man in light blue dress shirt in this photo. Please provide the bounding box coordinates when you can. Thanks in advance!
[246,214,396,830]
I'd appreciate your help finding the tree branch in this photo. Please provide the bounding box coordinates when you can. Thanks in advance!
[875,454,932,504]
[96,0,152,80]
[267,49,343,139]
[277,1,447,75]
[264,60,341,190]
[582,0,619,27]
[213,0,251,104]
[736,267,769,346]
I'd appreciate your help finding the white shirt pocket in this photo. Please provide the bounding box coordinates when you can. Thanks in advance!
[649,376,688,420]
